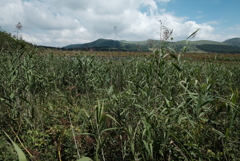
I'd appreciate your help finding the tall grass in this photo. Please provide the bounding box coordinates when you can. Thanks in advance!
[0,39,240,160]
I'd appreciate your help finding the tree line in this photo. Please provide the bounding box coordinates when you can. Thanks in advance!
[197,44,240,53]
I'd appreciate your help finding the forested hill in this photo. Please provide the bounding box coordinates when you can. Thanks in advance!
[63,39,122,51]
[195,38,240,53]
[63,38,240,53]
[196,44,240,53]
[223,38,240,47]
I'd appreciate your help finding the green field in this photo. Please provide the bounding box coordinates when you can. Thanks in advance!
[1,40,240,161]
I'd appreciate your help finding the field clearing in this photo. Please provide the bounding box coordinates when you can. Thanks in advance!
[1,42,240,160]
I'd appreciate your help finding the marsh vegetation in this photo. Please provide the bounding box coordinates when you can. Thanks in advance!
[0,37,240,161]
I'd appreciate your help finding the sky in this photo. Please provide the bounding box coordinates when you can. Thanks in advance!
[0,0,240,47]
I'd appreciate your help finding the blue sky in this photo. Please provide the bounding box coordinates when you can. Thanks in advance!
[166,0,239,23]
[0,0,239,47]
[164,0,240,34]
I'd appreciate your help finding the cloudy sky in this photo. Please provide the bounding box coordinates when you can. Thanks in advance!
[1,0,240,47]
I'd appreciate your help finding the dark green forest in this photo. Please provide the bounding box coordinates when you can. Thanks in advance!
[63,39,150,51]
[197,44,240,53]
[223,37,240,47]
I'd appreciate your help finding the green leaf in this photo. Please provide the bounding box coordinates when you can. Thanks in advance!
[107,85,114,95]
[187,28,200,39]
[76,157,93,161]
[212,128,225,139]
[169,53,177,60]
[101,127,118,133]
[105,113,118,124]
[143,140,151,156]
[172,63,181,72]
[4,131,27,161]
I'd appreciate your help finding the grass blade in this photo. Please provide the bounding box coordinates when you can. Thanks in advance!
[4,131,27,161]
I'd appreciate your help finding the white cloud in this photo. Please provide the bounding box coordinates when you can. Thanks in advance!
[0,0,232,47]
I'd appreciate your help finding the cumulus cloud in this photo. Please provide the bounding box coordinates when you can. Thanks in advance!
[0,0,229,47]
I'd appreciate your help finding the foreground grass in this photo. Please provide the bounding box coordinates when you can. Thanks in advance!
[0,42,240,161]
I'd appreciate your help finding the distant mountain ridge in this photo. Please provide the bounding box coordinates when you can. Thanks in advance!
[62,37,240,53]
[223,38,240,47]
[1,29,239,53]
[64,39,121,50]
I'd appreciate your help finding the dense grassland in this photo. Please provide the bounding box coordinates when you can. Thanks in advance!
[49,49,240,62]
[1,41,240,161]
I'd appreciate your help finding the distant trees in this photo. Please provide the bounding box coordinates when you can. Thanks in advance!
[197,44,240,53]
[223,38,240,47]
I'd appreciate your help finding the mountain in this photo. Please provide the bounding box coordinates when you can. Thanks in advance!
[64,44,82,49]
[223,38,240,47]
[171,40,233,53]
[63,38,240,53]
[63,38,121,50]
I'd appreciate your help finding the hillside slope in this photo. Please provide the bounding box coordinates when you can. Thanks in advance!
[62,38,240,53]
[64,39,121,50]
[223,38,240,47]
[0,30,16,48]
